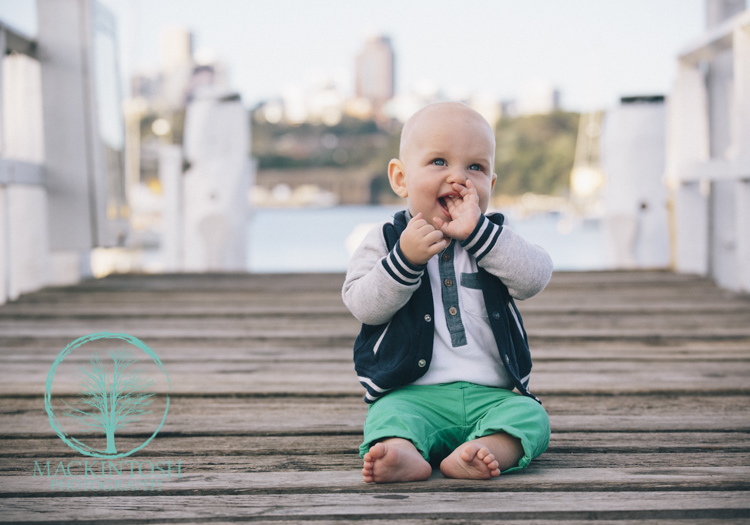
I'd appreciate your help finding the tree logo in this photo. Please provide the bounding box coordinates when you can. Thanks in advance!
[45,333,171,459]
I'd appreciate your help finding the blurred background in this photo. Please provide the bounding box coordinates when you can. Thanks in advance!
[0,0,748,304]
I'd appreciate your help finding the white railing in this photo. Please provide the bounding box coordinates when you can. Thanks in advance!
[0,22,53,305]
[667,9,750,292]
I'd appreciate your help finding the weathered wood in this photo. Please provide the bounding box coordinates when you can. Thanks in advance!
[3,394,750,435]
[5,301,750,318]
[4,430,748,458]
[3,465,750,499]
[2,337,749,362]
[2,357,750,395]
[3,450,750,479]
[1,491,749,521]
[3,308,749,331]
[0,270,748,522]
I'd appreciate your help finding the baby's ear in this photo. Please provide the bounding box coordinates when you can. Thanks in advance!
[490,172,498,193]
[388,159,409,198]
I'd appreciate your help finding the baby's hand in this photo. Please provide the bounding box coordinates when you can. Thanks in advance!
[433,180,481,241]
[399,213,449,266]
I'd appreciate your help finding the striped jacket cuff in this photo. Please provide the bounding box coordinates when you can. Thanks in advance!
[460,214,502,262]
[381,240,425,286]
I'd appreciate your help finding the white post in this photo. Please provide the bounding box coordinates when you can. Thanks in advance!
[734,20,750,292]
[0,28,6,158]
[674,182,710,276]
[0,28,7,304]
[0,186,7,304]
[737,180,750,292]
[159,144,183,272]
[730,19,750,164]
[667,61,711,276]
[182,90,249,272]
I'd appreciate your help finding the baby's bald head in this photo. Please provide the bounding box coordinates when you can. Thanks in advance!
[399,102,496,164]
[387,101,498,228]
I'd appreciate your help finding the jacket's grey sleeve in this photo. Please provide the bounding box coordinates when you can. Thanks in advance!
[342,222,425,325]
[460,214,553,300]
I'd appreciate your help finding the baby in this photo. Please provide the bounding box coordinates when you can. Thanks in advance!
[342,102,553,483]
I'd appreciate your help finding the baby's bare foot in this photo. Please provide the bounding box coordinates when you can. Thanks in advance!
[439,442,501,479]
[362,439,432,483]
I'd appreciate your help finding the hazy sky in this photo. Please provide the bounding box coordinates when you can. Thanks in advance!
[1,0,717,111]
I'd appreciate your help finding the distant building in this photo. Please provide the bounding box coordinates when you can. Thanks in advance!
[516,82,560,116]
[355,35,395,120]
[160,27,194,109]
[667,0,749,292]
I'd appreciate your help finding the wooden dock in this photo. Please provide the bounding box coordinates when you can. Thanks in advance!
[1,270,749,522]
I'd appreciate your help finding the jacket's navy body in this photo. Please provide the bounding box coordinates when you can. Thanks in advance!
[353,210,537,404]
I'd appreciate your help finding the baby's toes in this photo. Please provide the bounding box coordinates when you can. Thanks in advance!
[460,444,479,462]
[476,447,492,461]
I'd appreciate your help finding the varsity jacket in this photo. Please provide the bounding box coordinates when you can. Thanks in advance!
[342,210,553,404]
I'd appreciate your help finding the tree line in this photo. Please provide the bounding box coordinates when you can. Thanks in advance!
[252,111,579,199]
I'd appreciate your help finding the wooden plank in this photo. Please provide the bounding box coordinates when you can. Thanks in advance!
[3,308,749,330]
[4,301,750,318]
[4,322,749,339]
[4,411,748,436]
[5,393,750,421]
[1,467,750,496]
[2,450,749,478]
[3,431,748,464]
[0,270,748,522]
[3,317,750,340]
[0,491,748,521]
[3,395,750,435]
[3,284,747,313]
[1,338,748,363]
[2,359,748,395]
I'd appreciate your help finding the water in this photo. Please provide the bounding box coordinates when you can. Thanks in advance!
[248,205,604,273]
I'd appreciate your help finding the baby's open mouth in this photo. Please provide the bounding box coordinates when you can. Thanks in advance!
[438,194,460,218]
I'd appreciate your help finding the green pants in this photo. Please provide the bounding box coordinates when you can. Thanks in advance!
[360,382,550,472]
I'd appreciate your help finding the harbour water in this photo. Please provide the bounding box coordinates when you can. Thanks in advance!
[248,205,604,273]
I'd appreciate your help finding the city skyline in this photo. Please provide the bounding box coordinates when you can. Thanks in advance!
[2,0,712,113]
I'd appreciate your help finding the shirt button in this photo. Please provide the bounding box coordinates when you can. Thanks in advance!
[505,355,510,364]
[444,278,453,287]
[424,314,432,322]
[442,253,451,262]
[418,359,427,367]
[449,306,458,316]
[492,311,500,320]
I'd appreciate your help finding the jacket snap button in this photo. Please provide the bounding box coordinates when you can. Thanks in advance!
[492,311,500,320]
[442,253,451,262]
[424,314,432,322]
[444,278,453,287]
[449,306,458,316]
[418,359,427,367]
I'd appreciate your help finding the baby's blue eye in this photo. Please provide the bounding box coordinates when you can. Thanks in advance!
[469,164,483,171]
[432,159,446,166]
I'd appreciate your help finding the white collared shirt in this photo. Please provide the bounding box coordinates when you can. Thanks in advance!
[410,241,514,389]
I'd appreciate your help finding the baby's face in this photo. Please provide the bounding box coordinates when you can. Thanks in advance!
[399,104,497,229]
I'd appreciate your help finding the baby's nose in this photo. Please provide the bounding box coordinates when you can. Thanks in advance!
[447,169,467,184]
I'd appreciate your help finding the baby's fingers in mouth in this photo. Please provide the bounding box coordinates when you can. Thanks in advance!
[446,194,463,207]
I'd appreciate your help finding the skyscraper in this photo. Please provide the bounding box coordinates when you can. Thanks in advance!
[355,35,395,120]
[161,27,194,109]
